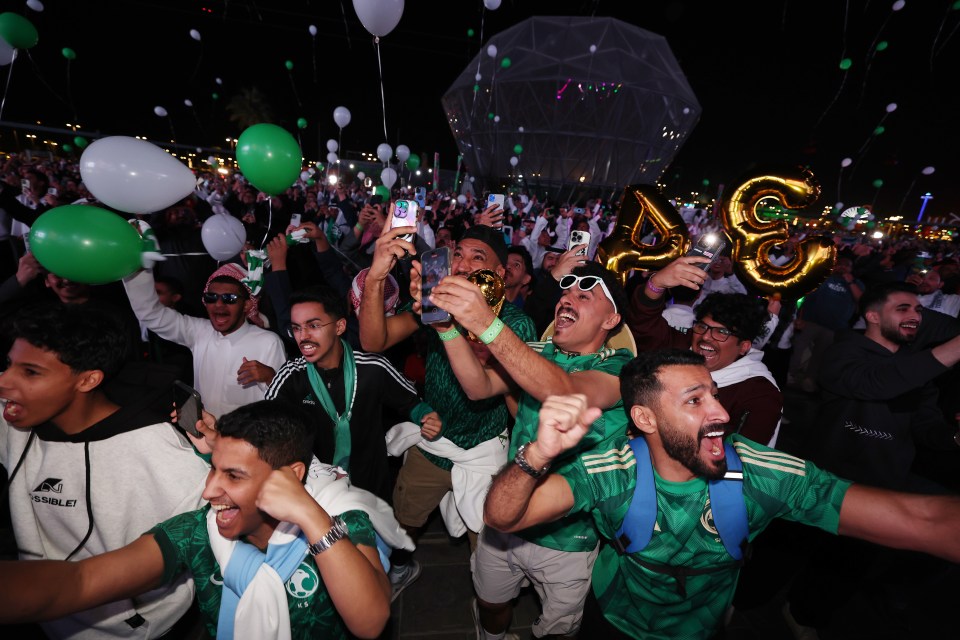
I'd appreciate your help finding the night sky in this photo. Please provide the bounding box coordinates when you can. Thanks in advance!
[2,0,958,219]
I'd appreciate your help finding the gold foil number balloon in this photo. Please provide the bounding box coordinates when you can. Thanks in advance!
[464,269,506,342]
[597,184,689,286]
[721,166,836,297]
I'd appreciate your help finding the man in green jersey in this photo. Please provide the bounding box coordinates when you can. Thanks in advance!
[484,349,960,639]
[428,261,631,639]
[0,400,399,640]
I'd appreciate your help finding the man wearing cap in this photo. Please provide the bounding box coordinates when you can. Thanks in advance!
[427,260,632,640]
[122,264,287,417]
[359,220,537,602]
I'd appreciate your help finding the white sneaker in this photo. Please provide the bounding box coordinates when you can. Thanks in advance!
[389,560,421,602]
[471,597,518,640]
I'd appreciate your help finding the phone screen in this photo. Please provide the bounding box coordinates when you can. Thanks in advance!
[687,233,727,271]
[173,380,203,438]
[392,200,418,242]
[421,247,451,324]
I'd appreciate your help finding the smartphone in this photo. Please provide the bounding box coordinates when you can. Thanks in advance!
[20,179,29,191]
[289,213,302,228]
[414,186,427,209]
[47,187,58,196]
[173,380,203,438]
[568,230,592,257]
[392,200,418,242]
[488,193,506,210]
[420,246,451,324]
[573,207,586,215]
[687,233,727,271]
[503,225,514,244]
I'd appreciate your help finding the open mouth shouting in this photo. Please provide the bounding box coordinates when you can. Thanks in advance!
[699,426,727,461]
[211,502,240,528]
[209,310,234,331]
[298,340,320,359]
[2,398,23,424]
[554,305,578,331]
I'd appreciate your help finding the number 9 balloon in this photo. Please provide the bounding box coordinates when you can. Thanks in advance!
[597,184,689,286]
[721,166,835,297]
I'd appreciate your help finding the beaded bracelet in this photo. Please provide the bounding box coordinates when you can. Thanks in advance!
[646,278,665,294]
[437,327,461,342]
[479,317,505,345]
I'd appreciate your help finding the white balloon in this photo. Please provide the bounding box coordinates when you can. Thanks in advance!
[395,144,410,162]
[184,98,193,107]
[682,107,690,114]
[300,170,312,182]
[357,171,366,180]
[26,0,44,12]
[457,194,467,204]
[921,166,936,175]
[189,29,201,42]
[509,156,519,167]
[327,152,339,164]
[207,156,217,165]
[484,0,501,9]
[892,0,905,11]
[308,25,318,37]
[487,44,498,58]
[377,143,393,164]
[381,167,398,189]
[840,157,853,168]
[469,176,475,183]
[326,139,339,153]
[333,105,351,128]
[201,214,247,261]
[493,115,500,123]
[352,0,405,38]
[79,136,197,214]
[153,106,168,117]
[0,38,14,66]
[475,72,482,81]
[215,77,223,86]
[589,44,597,53]
[885,102,897,113]
[518,126,524,133]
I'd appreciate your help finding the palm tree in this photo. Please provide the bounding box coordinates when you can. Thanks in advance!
[225,86,278,132]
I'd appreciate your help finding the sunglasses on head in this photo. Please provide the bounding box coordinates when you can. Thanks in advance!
[202,292,241,305]
[558,274,618,314]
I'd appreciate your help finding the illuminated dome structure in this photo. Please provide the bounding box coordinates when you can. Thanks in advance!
[442,16,701,193]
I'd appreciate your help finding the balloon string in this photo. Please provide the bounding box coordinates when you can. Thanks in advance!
[311,35,318,83]
[338,0,353,49]
[468,9,487,124]
[262,198,273,251]
[287,70,303,108]
[65,60,77,122]
[0,49,15,121]
[375,37,388,143]
[191,43,204,84]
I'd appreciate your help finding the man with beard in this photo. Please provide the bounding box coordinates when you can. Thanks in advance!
[426,260,630,640]
[627,255,783,446]
[483,350,960,640]
[907,266,960,318]
[265,284,440,503]
[122,265,287,417]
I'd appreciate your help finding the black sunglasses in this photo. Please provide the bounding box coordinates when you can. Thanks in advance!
[202,292,241,305]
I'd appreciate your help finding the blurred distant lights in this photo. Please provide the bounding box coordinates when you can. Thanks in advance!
[872,231,884,239]
[556,79,622,100]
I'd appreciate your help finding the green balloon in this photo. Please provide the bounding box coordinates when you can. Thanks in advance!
[872,179,884,188]
[405,155,421,171]
[873,125,885,135]
[306,179,315,186]
[839,58,853,70]
[0,12,39,49]
[501,57,511,68]
[467,28,475,37]
[236,123,303,195]
[62,47,77,60]
[212,92,219,100]
[285,60,293,71]
[297,117,308,129]
[62,143,73,153]
[513,144,523,154]
[473,84,480,92]
[374,185,391,200]
[702,179,710,187]
[488,112,495,120]
[73,136,88,149]
[875,41,888,52]
[30,205,143,284]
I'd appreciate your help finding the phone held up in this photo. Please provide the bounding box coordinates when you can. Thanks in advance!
[173,380,203,439]
[420,246,452,325]
[392,199,418,242]
[414,187,427,209]
[568,230,592,257]
[686,233,727,271]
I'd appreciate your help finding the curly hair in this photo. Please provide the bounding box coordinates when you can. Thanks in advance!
[694,293,769,342]
[7,302,128,379]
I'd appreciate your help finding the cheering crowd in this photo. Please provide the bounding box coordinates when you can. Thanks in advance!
[1,150,960,640]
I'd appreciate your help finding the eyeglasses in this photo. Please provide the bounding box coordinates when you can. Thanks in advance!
[691,321,736,343]
[287,319,336,338]
[202,292,241,305]
[558,274,618,314]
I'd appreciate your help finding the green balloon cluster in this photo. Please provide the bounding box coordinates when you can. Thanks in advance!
[405,155,421,171]
[30,205,144,284]
[0,12,39,49]
[62,47,77,60]
[236,123,303,196]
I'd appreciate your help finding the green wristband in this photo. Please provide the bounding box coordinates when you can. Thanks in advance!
[438,327,461,342]
[479,317,505,345]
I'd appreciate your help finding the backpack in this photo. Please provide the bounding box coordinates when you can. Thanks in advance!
[613,437,749,560]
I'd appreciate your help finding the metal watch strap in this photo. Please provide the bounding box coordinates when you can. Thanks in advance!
[514,441,551,478]
[307,516,348,555]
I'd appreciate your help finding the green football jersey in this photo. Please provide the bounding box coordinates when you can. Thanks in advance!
[421,302,536,471]
[564,434,851,639]
[150,507,377,640]
[511,343,632,552]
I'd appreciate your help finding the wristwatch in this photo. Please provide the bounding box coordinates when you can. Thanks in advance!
[514,441,551,479]
[307,516,349,555]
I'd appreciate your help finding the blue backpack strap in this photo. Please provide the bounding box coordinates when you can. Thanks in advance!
[707,442,749,560]
[613,438,657,554]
